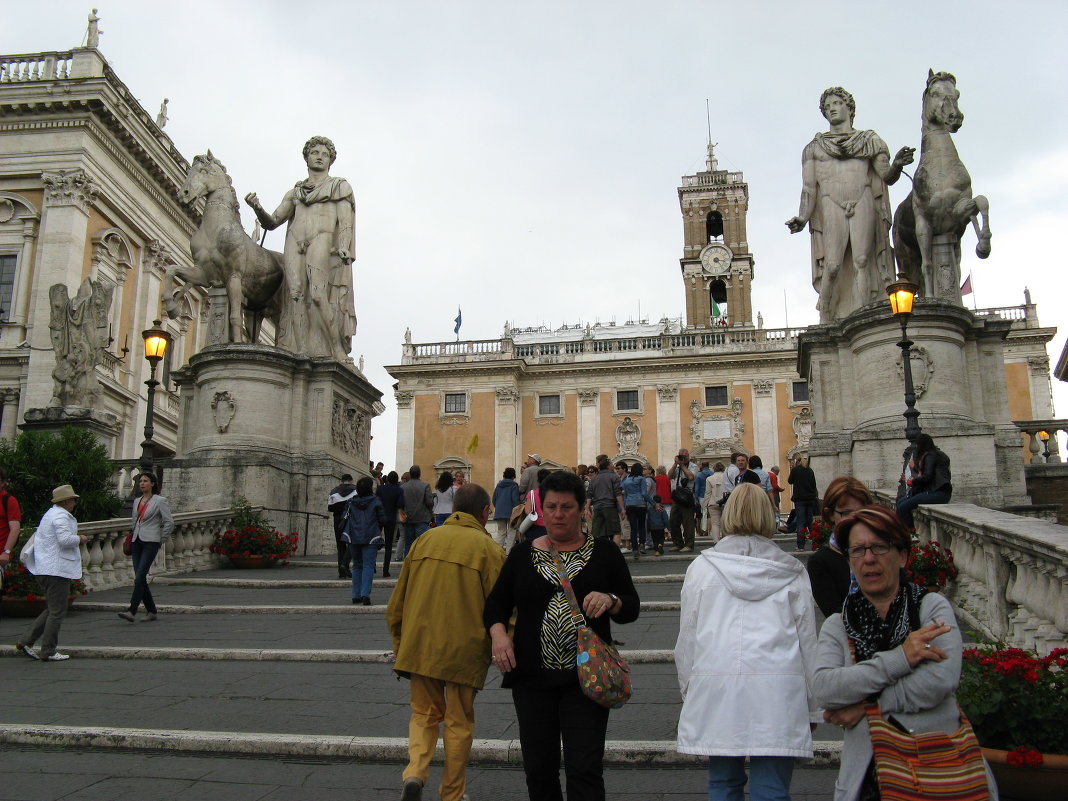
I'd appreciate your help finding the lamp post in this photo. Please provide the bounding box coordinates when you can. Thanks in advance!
[138,319,171,476]
[1038,430,1051,462]
[886,281,922,443]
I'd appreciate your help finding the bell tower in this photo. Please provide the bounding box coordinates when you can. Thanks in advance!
[677,143,755,328]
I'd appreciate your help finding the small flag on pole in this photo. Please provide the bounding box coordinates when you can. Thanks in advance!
[453,307,462,335]
[960,273,973,296]
[712,299,722,318]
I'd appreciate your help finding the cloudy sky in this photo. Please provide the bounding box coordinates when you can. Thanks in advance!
[5,1,1067,468]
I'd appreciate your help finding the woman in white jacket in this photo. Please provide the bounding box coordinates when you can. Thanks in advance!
[675,482,820,801]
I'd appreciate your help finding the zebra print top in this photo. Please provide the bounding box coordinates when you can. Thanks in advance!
[532,536,594,669]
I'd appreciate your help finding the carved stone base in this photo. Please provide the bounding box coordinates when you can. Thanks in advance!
[165,344,383,554]
[798,299,1028,508]
[19,406,121,453]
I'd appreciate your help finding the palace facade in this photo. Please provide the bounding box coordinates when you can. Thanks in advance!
[388,147,1056,495]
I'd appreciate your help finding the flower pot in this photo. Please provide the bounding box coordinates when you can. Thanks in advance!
[982,747,1068,801]
[227,556,278,569]
[1,596,76,617]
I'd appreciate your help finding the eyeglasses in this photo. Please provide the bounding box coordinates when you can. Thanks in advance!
[847,543,892,560]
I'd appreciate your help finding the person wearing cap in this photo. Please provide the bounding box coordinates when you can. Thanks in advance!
[518,453,542,497]
[15,484,88,662]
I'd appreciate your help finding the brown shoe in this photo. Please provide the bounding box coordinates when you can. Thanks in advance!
[140,613,158,622]
[400,777,423,801]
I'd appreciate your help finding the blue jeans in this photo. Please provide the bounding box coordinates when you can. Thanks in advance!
[896,490,951,527]
[626,506,647,552]
[707,756,794,801]
[402,522,430,557]
[793,500,819,548]
[348,543,377,600]
[129,539,161,614]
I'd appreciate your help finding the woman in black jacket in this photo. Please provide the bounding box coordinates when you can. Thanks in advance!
[896,433,952,527]
[485,470,639,801]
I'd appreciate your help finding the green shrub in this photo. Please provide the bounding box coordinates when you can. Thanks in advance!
[0,426,123,527]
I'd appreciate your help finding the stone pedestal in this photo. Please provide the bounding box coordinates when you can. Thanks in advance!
[19,406,121,453]
[165,344,382,554]
[797,299,1028,508]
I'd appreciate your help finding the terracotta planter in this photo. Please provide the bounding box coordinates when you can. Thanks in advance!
[227,555,279,569]
[982,747,1068,801]
[1,596,76,617]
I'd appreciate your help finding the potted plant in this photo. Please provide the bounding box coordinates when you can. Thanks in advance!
[958,646,1068,800]
[805,517,831,551]
[1,531,89,616]
[906,540,958,590]
[209,499,299,568]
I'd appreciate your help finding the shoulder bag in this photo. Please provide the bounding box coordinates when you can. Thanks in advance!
[849,639,989,801]
[548,544,632,709]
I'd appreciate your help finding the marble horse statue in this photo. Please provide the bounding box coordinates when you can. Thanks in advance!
[165,152,283,343]
[892,70,991,301]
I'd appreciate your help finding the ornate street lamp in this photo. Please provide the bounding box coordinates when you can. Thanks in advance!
[886,280,923,442]
[1038,430,1051,462]
[138,319,171,475]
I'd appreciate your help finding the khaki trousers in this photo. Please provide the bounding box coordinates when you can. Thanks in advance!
[404,673,477,801]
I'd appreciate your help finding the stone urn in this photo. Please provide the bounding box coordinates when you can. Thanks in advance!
[981,747,1068,801]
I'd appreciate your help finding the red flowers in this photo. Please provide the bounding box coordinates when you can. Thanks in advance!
[906,541,958,588]
[209,525,299,563]
[959,646,1067,756]
[1006,746,1044,767]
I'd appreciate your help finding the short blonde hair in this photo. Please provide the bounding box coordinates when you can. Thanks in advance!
[721,483,777,538]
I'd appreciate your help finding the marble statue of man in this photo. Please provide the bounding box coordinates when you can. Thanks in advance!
[786,87,914,322]
[244,136,357,360]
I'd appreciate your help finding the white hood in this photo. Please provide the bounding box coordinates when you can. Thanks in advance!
[698,534,805,601]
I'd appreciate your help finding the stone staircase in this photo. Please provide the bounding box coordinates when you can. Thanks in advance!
[0,534,840,800]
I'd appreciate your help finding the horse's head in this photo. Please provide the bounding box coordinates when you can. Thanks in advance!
[923,70,964,132]
[179,151,230,205]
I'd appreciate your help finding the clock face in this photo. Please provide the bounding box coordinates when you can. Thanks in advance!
[700,243,733,275]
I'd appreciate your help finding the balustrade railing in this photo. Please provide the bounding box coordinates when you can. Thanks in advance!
[0,52,72,82]
[1014,419,1067,464]
[76,509,235,593]
[914,503,1068,655]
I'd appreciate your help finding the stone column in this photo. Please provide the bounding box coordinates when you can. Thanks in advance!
[577,389,600,462]
[656,385,679,464]
[394,389,415,471]
[0,389,20,441]
[495,387,519,478]
[24,169,98,410]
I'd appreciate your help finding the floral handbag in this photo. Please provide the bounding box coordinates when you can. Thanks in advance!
[548,546,632,709]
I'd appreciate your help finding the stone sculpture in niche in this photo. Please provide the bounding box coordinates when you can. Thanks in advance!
[792,406,815,450]
[786,87,914,322]
[245,136,357,361]
[616,417,641,456]
[48,278,113,407]
[892,70,991,302]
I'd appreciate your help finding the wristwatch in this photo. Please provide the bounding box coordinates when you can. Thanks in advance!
[608,593,619,607]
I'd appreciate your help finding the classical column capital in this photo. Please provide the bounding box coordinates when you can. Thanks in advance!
[42,169,99,212]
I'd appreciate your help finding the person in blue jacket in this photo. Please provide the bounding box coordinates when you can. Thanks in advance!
[646,494,671,556]
[344,476,386,606]
[491,467,521,550]
[621,463,657,558]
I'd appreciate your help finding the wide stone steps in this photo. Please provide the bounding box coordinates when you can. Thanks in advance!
[0,550,840,800]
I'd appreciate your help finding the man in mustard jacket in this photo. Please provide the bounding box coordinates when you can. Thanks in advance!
[386,482,506,801]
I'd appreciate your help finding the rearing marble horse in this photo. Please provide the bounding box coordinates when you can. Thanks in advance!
[165,152,283,342]
[893,70,991,299]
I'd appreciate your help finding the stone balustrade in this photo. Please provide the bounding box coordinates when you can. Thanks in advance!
[76,509,235,593]
[914,503,1068,655]
[1013,418,1067,464]
[0,52,72,82]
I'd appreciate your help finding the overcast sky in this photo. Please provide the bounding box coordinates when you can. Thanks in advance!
[5,1,1068,469]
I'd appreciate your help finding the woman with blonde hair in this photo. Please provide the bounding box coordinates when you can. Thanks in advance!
[675,482,819,801]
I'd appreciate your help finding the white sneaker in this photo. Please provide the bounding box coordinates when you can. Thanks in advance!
[619,547,631,554]
[43,652,70,662]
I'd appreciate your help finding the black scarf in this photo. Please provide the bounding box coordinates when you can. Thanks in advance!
[843,572,927,662]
